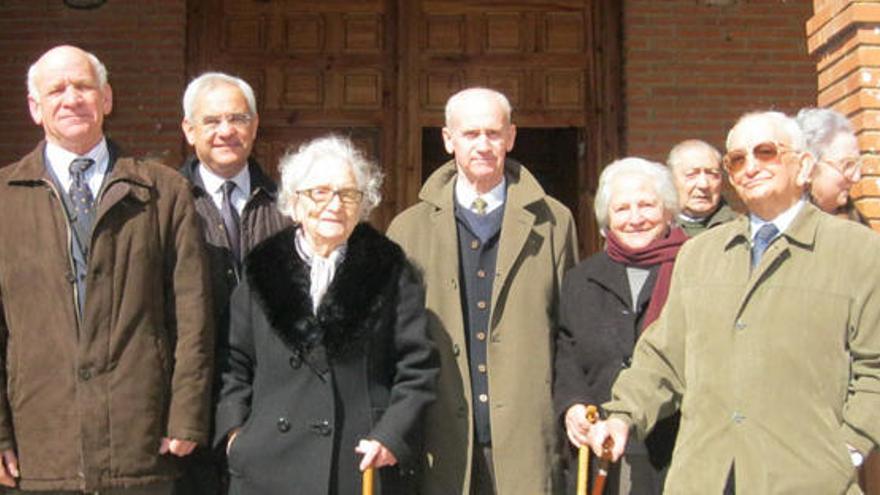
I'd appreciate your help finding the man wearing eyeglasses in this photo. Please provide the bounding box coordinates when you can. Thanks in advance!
[388,87,578,494]
[584,111,880,494]
[796,107,865,222]
[177,72,289,494]
[0,45,213,493]
[666,139,738,237]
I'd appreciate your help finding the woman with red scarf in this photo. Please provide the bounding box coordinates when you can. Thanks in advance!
[554,157,687,495]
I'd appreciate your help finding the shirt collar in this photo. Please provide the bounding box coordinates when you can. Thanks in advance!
[197,162,251,197]
[45,138,109,185]
[749,198,805,241]
[455,175,506,214]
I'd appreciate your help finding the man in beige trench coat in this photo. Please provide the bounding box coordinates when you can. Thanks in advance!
[388,87,578,494]
[586,111,880,494]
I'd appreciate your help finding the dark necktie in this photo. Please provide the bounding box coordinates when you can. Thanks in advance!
[751,223,779,269]
[221,181,241,261]
[69,157,96,248]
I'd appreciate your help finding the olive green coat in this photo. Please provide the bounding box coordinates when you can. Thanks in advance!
[387,159,578,495]
[605,203,880,494]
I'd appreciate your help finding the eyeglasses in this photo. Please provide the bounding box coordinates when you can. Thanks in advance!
[722,141,795,175]
[198,113,254,132]
[297,187,364,206]
[818,157,862,181]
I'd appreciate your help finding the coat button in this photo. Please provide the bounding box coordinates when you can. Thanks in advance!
[476,332,486,341]
[277,417,291,433]
[78,368,92,381]
[289,354,303,369]
[732,411,745,424]
[453,344,460,356]
[310,420,332,436]
[735,320,746,331]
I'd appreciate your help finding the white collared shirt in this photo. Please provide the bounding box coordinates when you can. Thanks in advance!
[748,198,806,243]
[198,163,251,215]
[45,139,110,197]
[455,176,506,215]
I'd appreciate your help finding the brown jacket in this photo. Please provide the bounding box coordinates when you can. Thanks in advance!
[0,142,213,491]
[388,159,578,495]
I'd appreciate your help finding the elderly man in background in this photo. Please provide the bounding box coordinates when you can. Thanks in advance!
[176,72,289,494]
[796,107,864,221]
[666,139,738,236]
[0,45,212,493]
[388,87,578,494]
[586,111,880,494]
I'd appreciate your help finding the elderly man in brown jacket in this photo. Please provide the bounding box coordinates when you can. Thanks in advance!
[388,87,578,494]
[586,111,880,494]
[0,45,212,493]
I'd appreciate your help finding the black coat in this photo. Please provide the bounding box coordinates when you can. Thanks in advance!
[215,224,438,495]
[553,252,677,490]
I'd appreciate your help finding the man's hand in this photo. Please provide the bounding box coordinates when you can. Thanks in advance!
[0,449,18,487]
[159,437,197,457]
[564,404,592,448]
[355,439,398,471]
[586,417,629,462]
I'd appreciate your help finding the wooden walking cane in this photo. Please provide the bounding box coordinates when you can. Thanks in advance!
[362,466,374,495]
[576,406,601,495]
[591,429,615,495]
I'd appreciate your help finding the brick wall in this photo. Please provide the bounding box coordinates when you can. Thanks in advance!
[0,0,187,166]
[623,0,818,162]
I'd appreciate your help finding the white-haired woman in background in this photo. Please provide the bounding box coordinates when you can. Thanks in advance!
[215,135,438,494]
[797,107,864,221]
[554,157,688,494]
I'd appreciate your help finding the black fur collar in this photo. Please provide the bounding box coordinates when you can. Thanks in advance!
[245,223,405,357]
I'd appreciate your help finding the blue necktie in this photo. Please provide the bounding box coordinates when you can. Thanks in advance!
[751,223,779,269]
[69,157,96,249]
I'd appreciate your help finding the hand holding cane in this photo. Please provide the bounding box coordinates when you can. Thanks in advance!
[576,405,601,495]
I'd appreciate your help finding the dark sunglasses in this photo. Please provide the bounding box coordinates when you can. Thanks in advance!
[723,141,794,175]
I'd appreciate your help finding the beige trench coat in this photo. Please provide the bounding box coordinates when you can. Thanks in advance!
[387,159,578,494]
[605,202,880,494]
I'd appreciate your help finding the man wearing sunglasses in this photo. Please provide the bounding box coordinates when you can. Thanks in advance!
[584,111,880,494]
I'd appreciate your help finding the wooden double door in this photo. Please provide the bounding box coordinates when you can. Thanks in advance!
[186,0,621,255]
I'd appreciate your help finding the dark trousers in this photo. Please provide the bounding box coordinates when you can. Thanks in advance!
[470,444,496,495]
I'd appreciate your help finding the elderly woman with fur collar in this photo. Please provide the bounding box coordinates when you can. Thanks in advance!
[215,135,438,494]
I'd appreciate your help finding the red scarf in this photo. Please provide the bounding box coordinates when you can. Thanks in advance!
[605,227,688,331]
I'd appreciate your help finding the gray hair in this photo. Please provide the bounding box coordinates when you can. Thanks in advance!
[277,135,383,221]
[27,47,108,99]
[182,72,257,120]
[795,107,855,161]
[667,139,722,172]
[726,111,806,152]
[445,87,512,127]
[594,157,680,233]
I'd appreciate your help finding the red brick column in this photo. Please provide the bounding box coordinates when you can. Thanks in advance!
[808,0,880,231]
